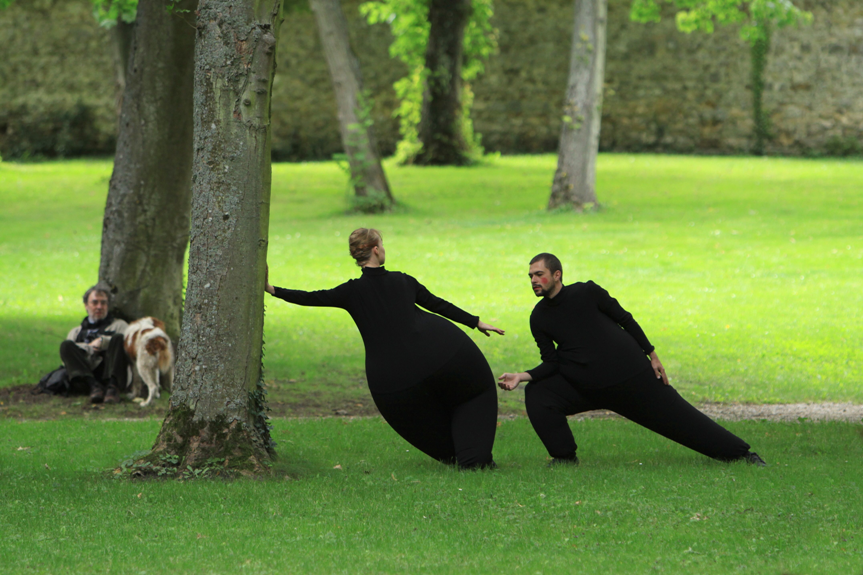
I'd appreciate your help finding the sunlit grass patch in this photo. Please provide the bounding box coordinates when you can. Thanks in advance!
[1,155,862,407]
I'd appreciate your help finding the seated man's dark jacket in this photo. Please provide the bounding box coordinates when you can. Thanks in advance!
[74,315,118,344]
[526,281,655,389]
[64,314,129,372]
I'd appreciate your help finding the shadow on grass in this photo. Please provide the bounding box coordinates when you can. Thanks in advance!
[0,315,77,388]
[2,378,530,420]
[0,381,382,421]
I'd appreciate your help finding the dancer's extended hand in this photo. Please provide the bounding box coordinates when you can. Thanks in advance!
[265,264,275,295]
[497,372,528,391]
[649,351,669,385]
[477,320,505,337]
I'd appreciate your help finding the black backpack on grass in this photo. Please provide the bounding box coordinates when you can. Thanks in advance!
[33,366,70,396]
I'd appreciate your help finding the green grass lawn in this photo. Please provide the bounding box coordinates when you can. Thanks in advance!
[1,417,861,574]
[1,154,861,412]
[1,155,862,574]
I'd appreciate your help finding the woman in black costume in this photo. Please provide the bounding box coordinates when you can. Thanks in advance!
[266,228,504,469]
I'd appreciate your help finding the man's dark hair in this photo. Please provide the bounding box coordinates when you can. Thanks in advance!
[82,285,111,306]
[530,253,563,279]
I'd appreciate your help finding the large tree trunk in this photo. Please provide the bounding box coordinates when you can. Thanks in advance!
[143,0,283,476]
[414,0,472,166]
[310,0,393,211]
[99,0,196,341]
[548,0,607,210]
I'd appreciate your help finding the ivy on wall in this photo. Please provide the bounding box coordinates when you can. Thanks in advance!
[630,0,812,155]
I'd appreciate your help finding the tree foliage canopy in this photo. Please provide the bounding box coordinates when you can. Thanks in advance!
[359,0,496,162]
[92,0,138,27]
[630,0,812,43]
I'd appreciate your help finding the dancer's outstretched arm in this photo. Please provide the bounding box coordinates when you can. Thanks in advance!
[413,276,504,336]
[265,264,350,308]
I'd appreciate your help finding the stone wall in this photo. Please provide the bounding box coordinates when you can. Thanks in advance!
[0,0,119,157]
[595,0,863,155]
[1,0,860,159]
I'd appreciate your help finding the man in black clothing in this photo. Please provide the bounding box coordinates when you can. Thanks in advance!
[498,253,765,466]
[60,286,128,404]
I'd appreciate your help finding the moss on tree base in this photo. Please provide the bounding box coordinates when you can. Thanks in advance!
[126,405,273,479]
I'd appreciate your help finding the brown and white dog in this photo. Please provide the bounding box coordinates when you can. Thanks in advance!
[124,317,174,407]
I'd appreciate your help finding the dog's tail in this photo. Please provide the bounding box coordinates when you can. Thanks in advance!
[146,336,170,368]
[145,336,167,353]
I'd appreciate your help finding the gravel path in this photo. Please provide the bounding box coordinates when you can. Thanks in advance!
[565,402,863,423]
[697,402,863,423]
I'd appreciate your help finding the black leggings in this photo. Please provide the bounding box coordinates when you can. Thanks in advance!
[525,367,751,462]
[371,343,498,469]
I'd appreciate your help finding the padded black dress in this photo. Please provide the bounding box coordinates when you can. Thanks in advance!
[270,266,497,468]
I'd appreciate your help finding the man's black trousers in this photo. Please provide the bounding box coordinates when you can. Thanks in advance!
[525,366,751,461]
[59,336,128,391]
[371,343,497,469]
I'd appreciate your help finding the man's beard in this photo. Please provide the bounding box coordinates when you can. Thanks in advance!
[533,284,554,298]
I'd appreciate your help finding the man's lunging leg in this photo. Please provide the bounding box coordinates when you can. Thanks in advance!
[525,375,595,461]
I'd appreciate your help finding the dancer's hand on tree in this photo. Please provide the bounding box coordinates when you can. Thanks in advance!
[477,320,505,337]
[649,351,669,385]
[265,264,275,295]
[498,372,529,391]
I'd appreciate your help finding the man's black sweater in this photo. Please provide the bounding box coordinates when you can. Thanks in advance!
[271,266,480,394]
[527,281,655,389]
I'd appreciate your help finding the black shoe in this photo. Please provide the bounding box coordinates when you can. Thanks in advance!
[744,452,766,467]
[547,455,579,467]
[108,376,125,394]
[89,385,105,404]
[104,386,120,404]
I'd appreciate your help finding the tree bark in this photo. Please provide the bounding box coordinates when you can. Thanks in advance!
[112,16,135,118]
[414,0,472,166]
[310,0,393,210]
[548,0,607,210]
[99,0,196,341]
[145,0,283,475]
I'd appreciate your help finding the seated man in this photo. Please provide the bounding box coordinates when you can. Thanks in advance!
[60,285,128,404]
[498,253,765,466]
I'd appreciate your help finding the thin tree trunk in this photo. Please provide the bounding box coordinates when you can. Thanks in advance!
[144,0,283,475]
[414,0,471,166]
[750,22,771,156]
[99,0,196,341]
[310,0,393,210]
[548,0,607,210]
